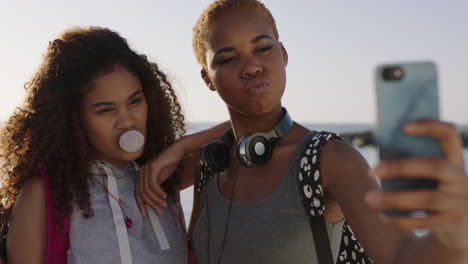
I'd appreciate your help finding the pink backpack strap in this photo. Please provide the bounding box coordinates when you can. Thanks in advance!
[39,170,70,264]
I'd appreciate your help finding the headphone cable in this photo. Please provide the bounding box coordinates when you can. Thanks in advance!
[217,163,240,264]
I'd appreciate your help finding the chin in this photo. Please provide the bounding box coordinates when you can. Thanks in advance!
[95,147,144,166]
[122,150,144,161]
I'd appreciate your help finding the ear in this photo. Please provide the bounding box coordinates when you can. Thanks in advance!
[279,42,288,67]
[201,69,216,91]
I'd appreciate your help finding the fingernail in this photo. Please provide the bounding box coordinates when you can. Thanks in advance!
[163,202,168,207]
[157,209,162,214]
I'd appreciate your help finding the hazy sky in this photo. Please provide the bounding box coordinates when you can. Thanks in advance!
[0,0,467,124]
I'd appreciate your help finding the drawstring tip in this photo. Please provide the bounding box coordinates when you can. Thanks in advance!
[125,217,133,229]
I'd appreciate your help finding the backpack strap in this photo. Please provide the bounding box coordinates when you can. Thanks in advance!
[0,170,71,264]
[40,170,70,264]
[297,131,341,264]
[337,221,373,263]
[197,158,214,195]
[297,131,374,264]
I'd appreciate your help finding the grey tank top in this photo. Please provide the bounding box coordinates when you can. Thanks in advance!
[193,134,345,264]
[67,161,187,264]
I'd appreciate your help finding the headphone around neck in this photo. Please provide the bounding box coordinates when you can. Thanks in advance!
[201,108,293,172]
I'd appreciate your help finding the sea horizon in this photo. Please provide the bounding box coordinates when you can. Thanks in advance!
[0,121,466,133]
[187,121,468,136]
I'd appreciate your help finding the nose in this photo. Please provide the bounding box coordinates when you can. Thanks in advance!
[116,108,136,130]
[242,59,263,78]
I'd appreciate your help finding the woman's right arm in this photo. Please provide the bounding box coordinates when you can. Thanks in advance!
[136,121,230,215]
[6,176,47,264]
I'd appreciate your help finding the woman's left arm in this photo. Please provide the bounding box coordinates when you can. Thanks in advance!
[367,120,468,263]
[322,120,468,264]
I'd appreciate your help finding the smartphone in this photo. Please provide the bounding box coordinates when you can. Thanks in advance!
[375,61,442,217]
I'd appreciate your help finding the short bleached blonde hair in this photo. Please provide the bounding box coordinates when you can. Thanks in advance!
[192,0,279,69]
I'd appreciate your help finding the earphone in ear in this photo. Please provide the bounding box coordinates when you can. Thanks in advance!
[201,108,293,172]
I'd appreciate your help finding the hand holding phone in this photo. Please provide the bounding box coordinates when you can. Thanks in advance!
[375,61,442,217]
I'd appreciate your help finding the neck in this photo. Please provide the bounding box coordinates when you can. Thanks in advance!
[228,105,284,142]
[94,157,130,169]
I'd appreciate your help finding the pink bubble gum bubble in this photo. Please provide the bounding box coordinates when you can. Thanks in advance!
[119,130,145,152]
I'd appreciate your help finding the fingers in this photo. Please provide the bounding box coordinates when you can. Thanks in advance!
[404,120,464,168]
[135,162,168,215]
[366,189,468,230]
[147,162,168,199]
[376,158,461,182]
[135,167,147,216]
[375,158,467,193]
[134,143,186,215]
[377,212,463,231]
[372,120,468,242]
[366,190,468,211]
[143,164,167,213]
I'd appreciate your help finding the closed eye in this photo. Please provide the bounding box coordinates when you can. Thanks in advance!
[218,56,239,65]
[98,107,114,114]
[129,97,143,105]
[257,45,273,52]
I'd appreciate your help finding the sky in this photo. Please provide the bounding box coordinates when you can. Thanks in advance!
[0,0,467,125]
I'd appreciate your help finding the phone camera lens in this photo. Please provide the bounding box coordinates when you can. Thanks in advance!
[382,67,405,81]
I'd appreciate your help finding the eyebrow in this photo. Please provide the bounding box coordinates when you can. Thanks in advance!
[214,34,274,57]
[90,90,143,108]
[251,34,273,44]
[214,47,235,57]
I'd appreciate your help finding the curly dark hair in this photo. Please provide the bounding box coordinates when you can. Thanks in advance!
[0,27,185,227]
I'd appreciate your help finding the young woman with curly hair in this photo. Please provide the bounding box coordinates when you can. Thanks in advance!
[0,26,190,263]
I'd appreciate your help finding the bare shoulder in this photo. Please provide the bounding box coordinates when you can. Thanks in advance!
[11,176,46,216]
[320,139,373,188]
[20,175,45,195]
[321,138,366,164]
[7,175,47,263]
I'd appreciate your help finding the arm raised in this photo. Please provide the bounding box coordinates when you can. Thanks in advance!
[323,120,468,264]
[136,121,230,215]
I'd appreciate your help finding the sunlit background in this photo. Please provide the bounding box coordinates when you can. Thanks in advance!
[1,0,467,222]
[1,0,467,125]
